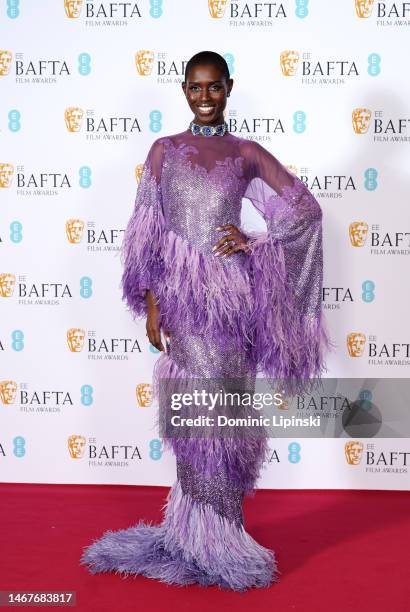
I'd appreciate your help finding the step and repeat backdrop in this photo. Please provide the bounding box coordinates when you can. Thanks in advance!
[1,0,410,490]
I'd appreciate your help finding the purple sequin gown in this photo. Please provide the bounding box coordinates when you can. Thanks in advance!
[80,129,330,591]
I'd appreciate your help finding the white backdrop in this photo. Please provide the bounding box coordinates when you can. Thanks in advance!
[1,0,410,490]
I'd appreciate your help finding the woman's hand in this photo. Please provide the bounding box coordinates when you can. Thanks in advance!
[145,290,170,352]
[212,223,250,257]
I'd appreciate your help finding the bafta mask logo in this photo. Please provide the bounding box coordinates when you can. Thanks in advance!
[352,108,371,134]
[280,51,300,76]
[68,434,86,458]
[64,0,83,18]
[286,164,298,176]
[135,51,155,76]
[0,163,14,188]
[136,383,153,407]
[135,164,144,183]
[65,107,84,132]
[355,0,375,18]
[345,440,364,464]
[0,380,18,405]
[347,332,366,357]
[208,0,228,18]
[0,50,12,76]
[0,273,16,297]
[66,219,85,244]
[67,328,85,352]
[349,222,369,247]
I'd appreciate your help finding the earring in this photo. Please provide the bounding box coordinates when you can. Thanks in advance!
[227,93,230,97]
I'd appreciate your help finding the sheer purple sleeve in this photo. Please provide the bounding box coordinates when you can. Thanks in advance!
[241,140,331,384]
[120,139,165,319]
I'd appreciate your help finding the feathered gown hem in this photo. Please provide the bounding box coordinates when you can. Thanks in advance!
[80,480,280,592]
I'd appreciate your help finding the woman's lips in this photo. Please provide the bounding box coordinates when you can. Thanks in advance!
[197,106,215,115]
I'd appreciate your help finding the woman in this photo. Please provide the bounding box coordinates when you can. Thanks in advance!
[80,51,330,591]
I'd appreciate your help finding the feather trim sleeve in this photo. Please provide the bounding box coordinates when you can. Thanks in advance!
[241,140,332,388]
[120,139,165,319]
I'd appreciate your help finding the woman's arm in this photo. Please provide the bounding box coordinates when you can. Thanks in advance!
[120,139,167,351]
[239,139,332,387]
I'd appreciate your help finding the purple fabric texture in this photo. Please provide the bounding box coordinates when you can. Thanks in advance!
[80,129,330,591]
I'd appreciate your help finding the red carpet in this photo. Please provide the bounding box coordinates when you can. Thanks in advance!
[1,483,409,611]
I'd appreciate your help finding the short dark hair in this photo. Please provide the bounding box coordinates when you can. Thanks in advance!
[184,51,230,83]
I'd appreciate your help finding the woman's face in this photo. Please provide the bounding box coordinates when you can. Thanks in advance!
[182,63,233,126]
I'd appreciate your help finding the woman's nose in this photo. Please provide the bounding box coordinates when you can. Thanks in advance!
[199,89,210,102]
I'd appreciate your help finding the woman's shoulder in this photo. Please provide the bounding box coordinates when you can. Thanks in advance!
[228,135,277,169]
[232,135,270,157]
[142,133,180,164]
[151,130,187,148]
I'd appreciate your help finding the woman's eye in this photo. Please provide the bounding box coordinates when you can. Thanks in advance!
[189,85,221,92]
